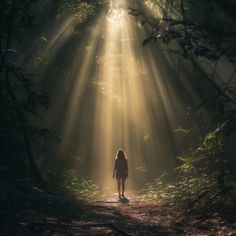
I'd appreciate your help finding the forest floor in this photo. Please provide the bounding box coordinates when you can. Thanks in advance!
[1,182,236,236]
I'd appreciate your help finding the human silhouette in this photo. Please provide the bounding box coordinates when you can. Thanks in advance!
[113,149,128,199]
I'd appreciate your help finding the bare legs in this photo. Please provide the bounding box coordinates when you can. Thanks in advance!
[116,178,126,198]
[121,178,125,197]
[116,179,121,198]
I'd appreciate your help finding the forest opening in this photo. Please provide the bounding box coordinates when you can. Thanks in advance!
[38,0,201,190]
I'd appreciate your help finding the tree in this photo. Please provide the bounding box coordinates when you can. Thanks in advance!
[0,0,52,183]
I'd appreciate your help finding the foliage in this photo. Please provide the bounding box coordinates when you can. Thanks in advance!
[58,0,104,18]
[0,0,104,183]
[48,169,106,201]
[129,0,236,108]
[130,2,236,213]
[141,123,236,213]
[0,0,59,182]
[0,63,53,181]
[132,0,236,62]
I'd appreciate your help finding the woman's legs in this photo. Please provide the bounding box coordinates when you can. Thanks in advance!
[121,178,126,197]
[116,178,121,198]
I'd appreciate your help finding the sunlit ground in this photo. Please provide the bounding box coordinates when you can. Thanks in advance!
[35,0,201,190]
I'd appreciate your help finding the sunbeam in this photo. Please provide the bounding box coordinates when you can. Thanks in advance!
[39,0,201,190]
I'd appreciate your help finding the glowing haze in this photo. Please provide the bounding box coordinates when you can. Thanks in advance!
[38,0,196,189]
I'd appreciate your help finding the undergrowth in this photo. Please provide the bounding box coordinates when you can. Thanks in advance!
[140,122,236,217]
[47,169,107,202]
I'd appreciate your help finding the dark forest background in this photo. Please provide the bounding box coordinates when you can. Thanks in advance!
[0,0,236,224]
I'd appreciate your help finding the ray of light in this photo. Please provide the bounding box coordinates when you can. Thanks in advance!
[38,0,206,190]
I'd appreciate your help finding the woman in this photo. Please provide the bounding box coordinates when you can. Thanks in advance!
[113,149,128,199]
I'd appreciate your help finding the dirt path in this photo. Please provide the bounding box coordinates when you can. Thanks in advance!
[1,184,235,236]
[80,193,234,236]
[1,189,172,236]
[82,194,180,235]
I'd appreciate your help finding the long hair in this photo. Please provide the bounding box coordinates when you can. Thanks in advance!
[115,149,127,160]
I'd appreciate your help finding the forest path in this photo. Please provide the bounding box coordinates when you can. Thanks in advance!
[76,195,179,235]
[67,188,235,235]
[1,185,178,235]
[1,183,234,236]
[68,193,234,236]
[83,192,180,235]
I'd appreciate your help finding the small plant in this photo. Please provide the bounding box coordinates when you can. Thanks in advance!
[59,169,106,201]
[141,122,236,213]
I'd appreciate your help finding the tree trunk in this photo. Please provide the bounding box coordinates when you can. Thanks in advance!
[5,69,42,183]
[180,0,186,21]
[1,0,43,183]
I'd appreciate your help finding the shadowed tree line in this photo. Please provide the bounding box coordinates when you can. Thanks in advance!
[0,0,104,185]
[130,0,236,216]
[0,0,236,224]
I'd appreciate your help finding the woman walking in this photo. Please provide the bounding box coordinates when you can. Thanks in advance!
[113,149,128,199]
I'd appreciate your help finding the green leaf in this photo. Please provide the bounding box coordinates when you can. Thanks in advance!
[40,36,48,42]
